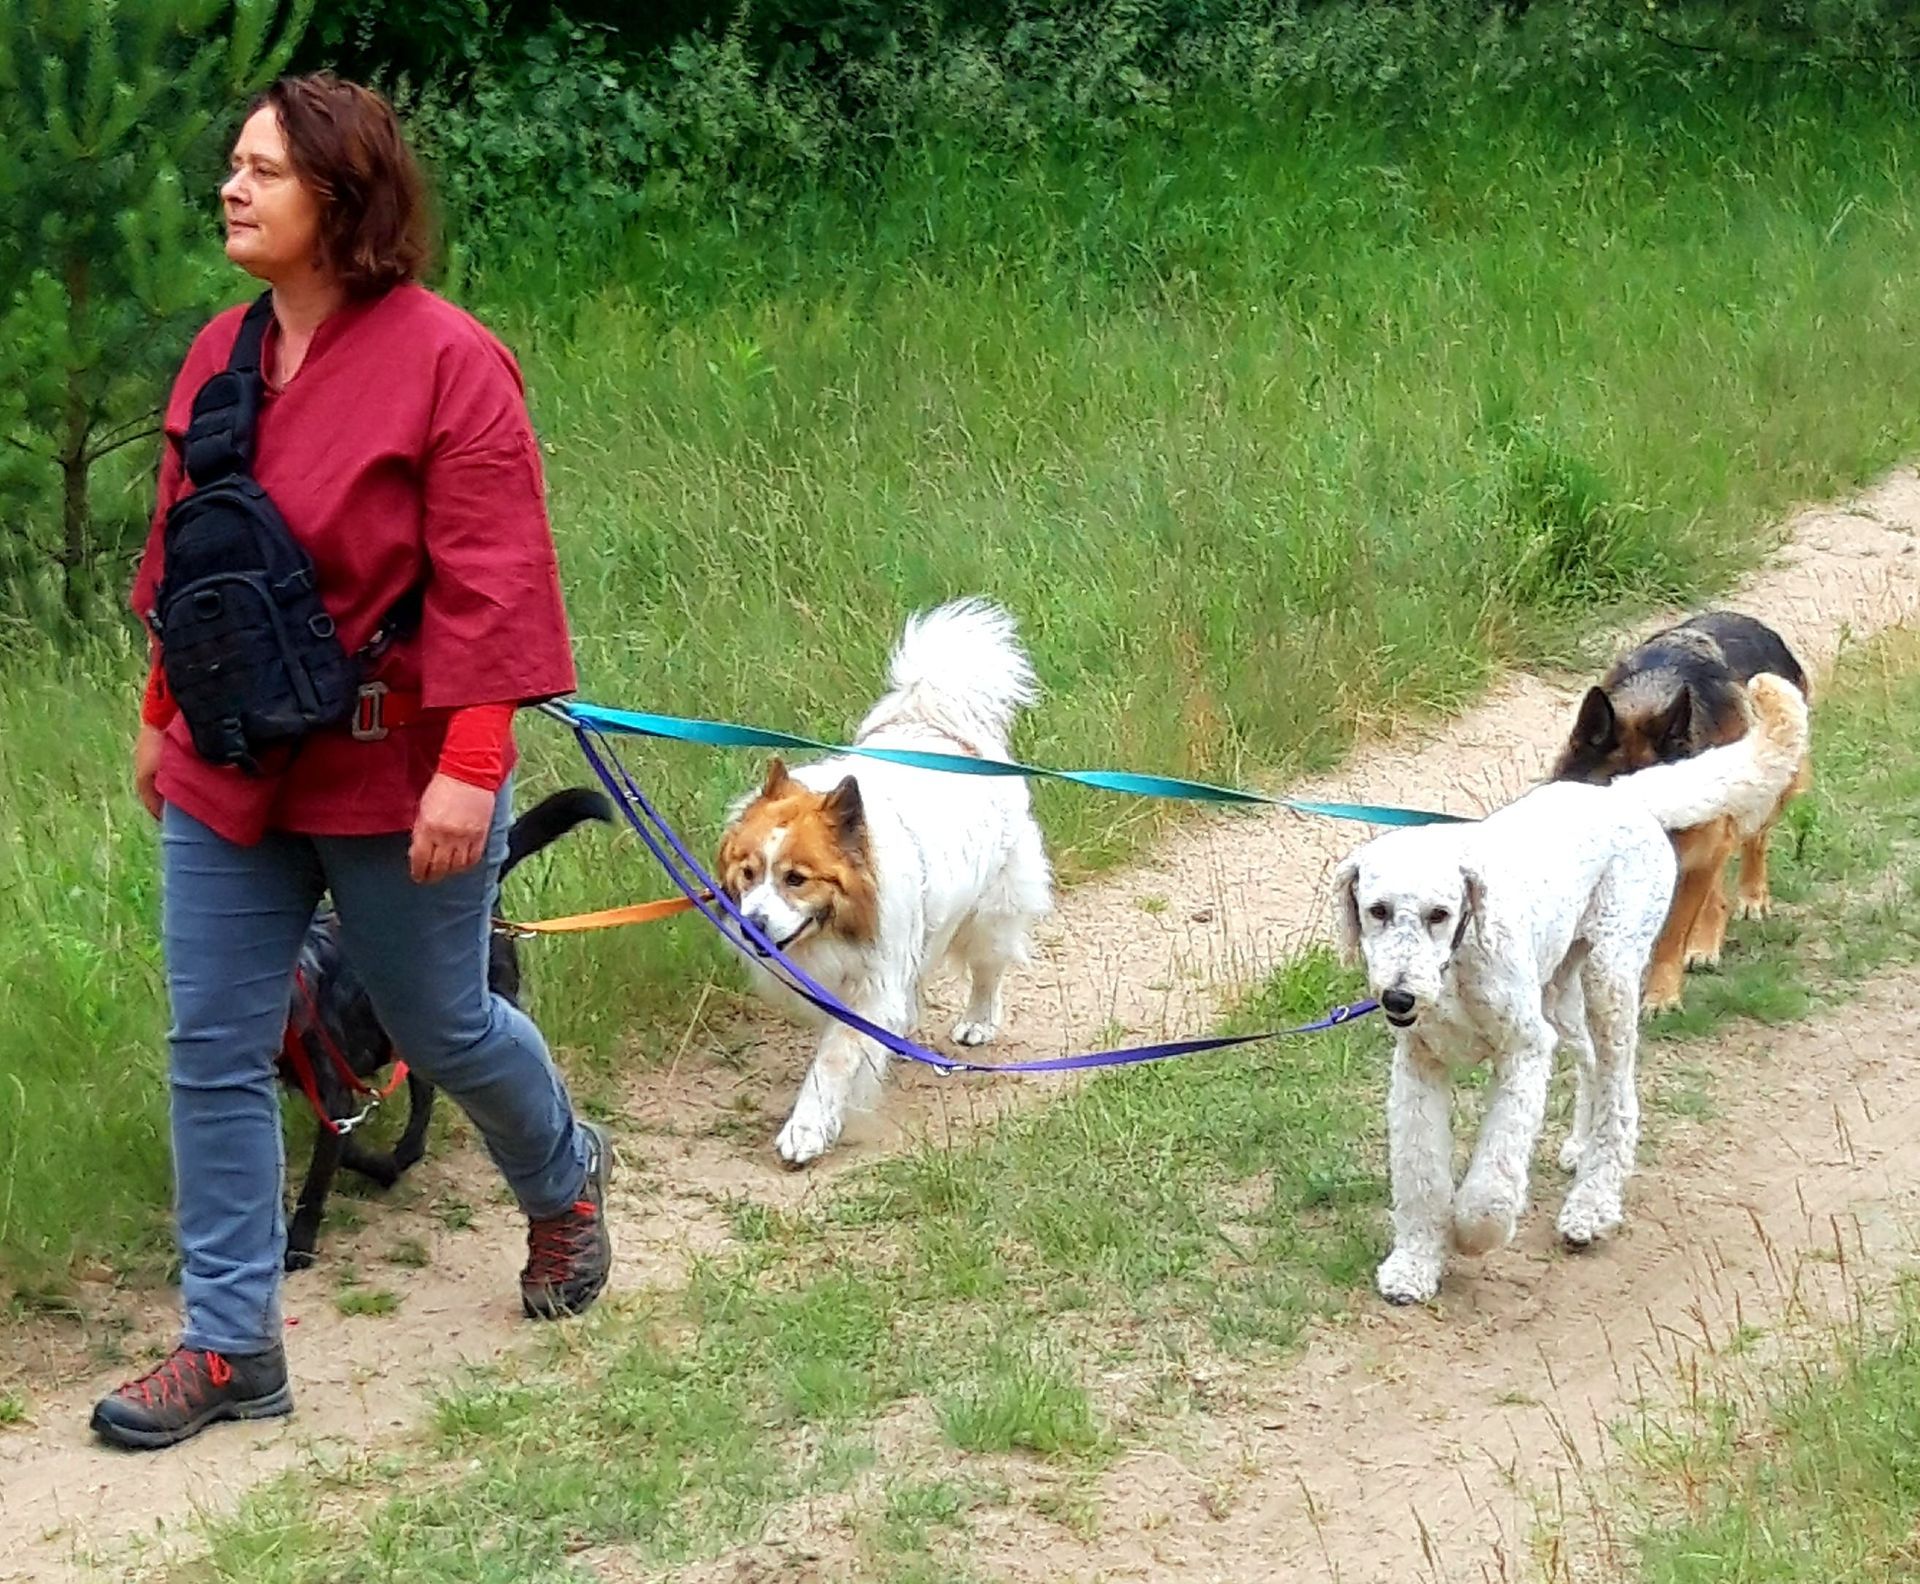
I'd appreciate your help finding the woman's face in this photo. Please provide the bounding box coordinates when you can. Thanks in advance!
[221,107,325,285]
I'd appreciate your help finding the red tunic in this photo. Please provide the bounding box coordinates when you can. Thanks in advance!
[130,285,577,845]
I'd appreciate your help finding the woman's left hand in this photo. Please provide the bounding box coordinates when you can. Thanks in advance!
[410,773,495,884]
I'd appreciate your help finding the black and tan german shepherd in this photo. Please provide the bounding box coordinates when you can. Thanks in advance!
[1552,610,1811,1011]
[279,786,611,1270]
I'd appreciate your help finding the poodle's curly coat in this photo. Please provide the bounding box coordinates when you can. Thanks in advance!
[1333,674,1811,1305]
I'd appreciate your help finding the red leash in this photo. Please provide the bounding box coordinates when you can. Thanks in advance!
[281,968,409,1136]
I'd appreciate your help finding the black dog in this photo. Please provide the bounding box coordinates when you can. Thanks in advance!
[279,786,612,1270]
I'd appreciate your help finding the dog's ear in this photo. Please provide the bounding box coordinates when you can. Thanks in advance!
[1331,856,1361,965]
[1654,689,1694,754]
[1572,687,1616,753]
[712,826,743,898]
[760,757,791,799]
[823,775,865,843]
[1457,864,1488,950]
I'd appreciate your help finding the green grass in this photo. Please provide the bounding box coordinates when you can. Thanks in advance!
[1622,1282,1920,1584]
[334,1286,403,1319]
[433,1195,475,1232]
[162,624,1920,1584]
[386,1237,432,1270]
[934,1341,1109,1459]
[879,1477,991,1555]
[853,942,1380,1338]
[12,65,1920,1296]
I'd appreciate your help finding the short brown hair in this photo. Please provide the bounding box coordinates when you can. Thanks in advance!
[253,73,432,296]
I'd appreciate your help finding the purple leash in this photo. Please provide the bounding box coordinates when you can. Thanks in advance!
[572,724,1378,1076]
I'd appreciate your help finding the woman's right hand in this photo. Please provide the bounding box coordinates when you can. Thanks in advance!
[134,724,165,820]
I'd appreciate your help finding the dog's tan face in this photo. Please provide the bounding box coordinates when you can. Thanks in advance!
[1552,685,1694,785]
[715,759,878,950]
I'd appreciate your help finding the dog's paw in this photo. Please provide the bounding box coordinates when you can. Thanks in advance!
[1734,892,1771,922]
[950,1017,998,1047]
[1452,1176,1523,1257]
[1451,1196,1520,1258]
[775,1107,843,1169]
[1557,1189,1623,1251]
[284,1246,317,1273]
[1375,1248,1443,1306]
[1642,969,1684,1015]
[1557,1134,1586,1174]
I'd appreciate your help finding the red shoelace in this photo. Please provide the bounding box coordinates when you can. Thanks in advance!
[116,1348,231,1410]
[525,1200,598,1284]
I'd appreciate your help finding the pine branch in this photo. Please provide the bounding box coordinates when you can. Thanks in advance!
[85,422,164,464]
[87,408,166,458]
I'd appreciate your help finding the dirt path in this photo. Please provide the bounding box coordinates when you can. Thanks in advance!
[956,972,1920,1584]
[5,471,1920,1582]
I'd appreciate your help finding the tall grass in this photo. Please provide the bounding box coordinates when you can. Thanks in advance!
[8,71,1920,1293]
[1623,1284,1920,1583]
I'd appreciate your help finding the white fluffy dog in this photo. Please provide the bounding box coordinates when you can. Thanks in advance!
[715,598,1054,1167]
[1332,674,1810,1304]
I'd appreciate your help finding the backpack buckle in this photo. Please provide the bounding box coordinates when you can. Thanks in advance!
[351,682,389,741]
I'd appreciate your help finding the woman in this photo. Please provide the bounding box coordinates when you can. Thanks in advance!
[93,74,612,1451]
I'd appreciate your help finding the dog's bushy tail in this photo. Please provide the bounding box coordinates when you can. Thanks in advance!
[861,596,1039,750]
[501,787,614,881]
[1613,673,1810,834]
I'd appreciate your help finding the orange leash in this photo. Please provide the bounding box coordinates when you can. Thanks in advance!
[497,893,711,935]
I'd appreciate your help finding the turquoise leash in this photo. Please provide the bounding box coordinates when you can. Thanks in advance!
[559,701,1467,828]
[572,721,1384,1075]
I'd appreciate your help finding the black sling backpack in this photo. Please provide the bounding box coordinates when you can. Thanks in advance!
[151,293,417,775]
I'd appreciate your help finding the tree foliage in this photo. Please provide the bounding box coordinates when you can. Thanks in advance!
[0,0,311,623]
[296,0,1920,85]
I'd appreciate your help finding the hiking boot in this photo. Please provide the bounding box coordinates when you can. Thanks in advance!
[520,1119,612,1320]
[90,1343,292,1451]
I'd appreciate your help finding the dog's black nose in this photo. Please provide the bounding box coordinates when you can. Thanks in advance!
[1381,988,1417,1018]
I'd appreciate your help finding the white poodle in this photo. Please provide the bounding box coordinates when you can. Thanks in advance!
[1333,673,1810,1305]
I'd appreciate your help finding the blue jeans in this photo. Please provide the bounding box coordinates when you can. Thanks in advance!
[161,780,590,1355]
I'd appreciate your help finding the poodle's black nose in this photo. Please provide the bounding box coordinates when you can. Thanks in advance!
[1381,988,1417,1019]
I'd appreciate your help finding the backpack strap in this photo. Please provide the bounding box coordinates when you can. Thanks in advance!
[180,292,275,486]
